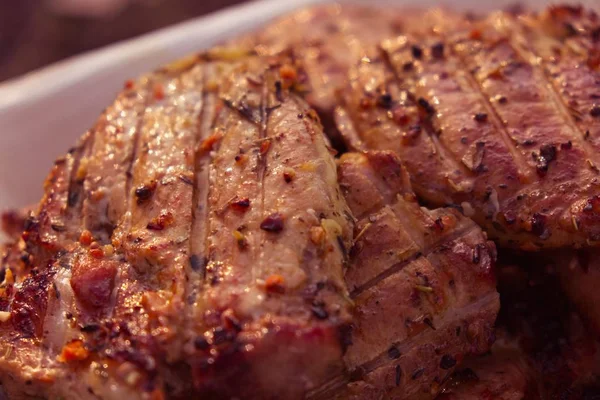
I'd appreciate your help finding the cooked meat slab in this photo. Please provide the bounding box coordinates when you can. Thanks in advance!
[310,152,499,400]
[336,5,600,249]
[0,52,354,400]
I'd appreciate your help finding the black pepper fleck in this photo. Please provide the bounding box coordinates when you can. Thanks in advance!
[311,304,329,320]
[591,105,600,117]
[388,346,401,360]
[411,45,423,59]
[431,42,445,58]
[473,112,488,122]
[417,97,435,115]
[411,368,425,380]
[194,336,210,350]
[440,354,457,370]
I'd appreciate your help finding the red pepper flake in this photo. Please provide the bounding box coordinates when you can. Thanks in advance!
[58,340,89,363]
[279,64,297,81]
[200,133,221,152]
[90,248,104,259]
[79,230,93,246]
[153,84,165,100]
[469,29,482,40]
[260,213,284,232]
[124,80,135,90]
[392,108,410,125]
[265,274,285,293]
[260,140,271,156]
[147,212,174,231]
[360,97,373,109]
[230,197,251,212]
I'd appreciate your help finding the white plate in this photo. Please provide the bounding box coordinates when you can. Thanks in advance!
[0,0,596,214]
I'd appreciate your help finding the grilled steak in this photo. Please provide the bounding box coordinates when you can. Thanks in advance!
[311,151,499,400]
[336,5,600,249]
[0,52,354,400]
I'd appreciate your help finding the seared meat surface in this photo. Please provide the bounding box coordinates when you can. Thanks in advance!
[336,6,600,249]
[3,3,600,400]
[0,52,354,400]
[317,152,499,400]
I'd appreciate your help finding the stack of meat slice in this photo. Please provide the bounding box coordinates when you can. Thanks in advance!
[0,48,499,400]
[2,2,600,400]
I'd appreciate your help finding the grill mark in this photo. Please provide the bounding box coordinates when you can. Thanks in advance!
[308,292,498,400]
[253,72,269,285]
[106,81,154,317]
[350,222,478,298]
[38,133,95,338]
[356,291,497,377]
[187,63,218,340]
[449,43,537,182]
[508,21,600,169]
[66,132,95,218]
[124,87,152,204]
[380,46,474,181]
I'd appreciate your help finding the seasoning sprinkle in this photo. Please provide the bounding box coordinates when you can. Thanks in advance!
[411,367,425,380]
[311,304,329,320]
[431,42,445,59]
[411,45,423,59]
[135,181,157,204]
[260,213,284,232]
[230,197,251,212]
[440,354,457,370]
[388,346,401,360]
[473,112,488,122]
[417,98,435,115]
[395,365,402,386]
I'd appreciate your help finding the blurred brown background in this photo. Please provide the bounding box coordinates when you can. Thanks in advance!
[0,0,246,83]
